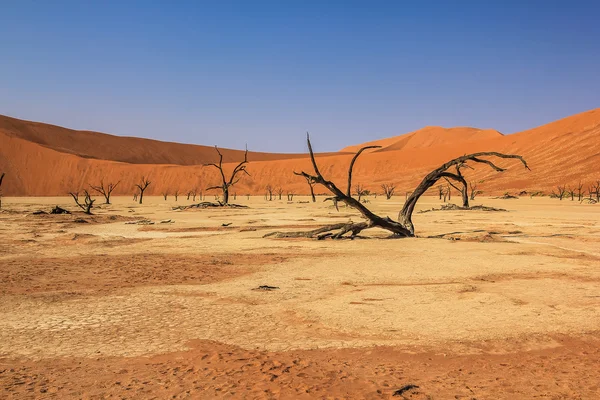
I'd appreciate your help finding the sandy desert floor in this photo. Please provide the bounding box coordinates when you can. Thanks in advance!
[0,195,599,399]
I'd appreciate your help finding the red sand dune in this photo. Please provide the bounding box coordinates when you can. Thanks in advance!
[1,109,599,196]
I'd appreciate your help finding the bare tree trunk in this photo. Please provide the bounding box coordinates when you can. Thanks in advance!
[0,172,5,209]
[135,177,151,204]
[205,146,249,205]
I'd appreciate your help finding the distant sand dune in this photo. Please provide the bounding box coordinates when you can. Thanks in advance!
[1,109,599,196]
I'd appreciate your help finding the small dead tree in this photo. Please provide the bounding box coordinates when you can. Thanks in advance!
[265,185,274,201]
[0,172,4,209]
[267,134,528,239]
[441,187,449,202]
[469,181,483,200]
[69,190,95,215]
[552,185,567,200]
[567,186,575,201]
[590,181,600,202]
[437,185,444,200]
[576,182,584,202]
[205,146,249,205]
[135,177,151,204]
[287,192,294,201]
[381,183,396,200]
[187,191,192,200]
[276,187,284,200]
[133,192,138,202]
[90,180,120,205]
[174,189,179,201]
[355,184,368,202]
[296,174,317,202]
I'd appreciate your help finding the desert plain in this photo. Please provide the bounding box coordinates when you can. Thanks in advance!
[1,194,599,399]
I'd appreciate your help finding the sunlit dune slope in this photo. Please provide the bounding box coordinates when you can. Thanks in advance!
[341,126,503,153]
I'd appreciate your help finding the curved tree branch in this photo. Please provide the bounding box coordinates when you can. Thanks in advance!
[347,145,381,196]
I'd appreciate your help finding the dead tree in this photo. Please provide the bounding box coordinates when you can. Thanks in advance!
[174,189,179,201]
[552,185,566,200]
[205,146,249,205]
[187,191,192,200]
[135,177,151,204]
[576,182,584,202]
[567,186,575,201]
[437,185,444,200]
[296,174,317,202]
[276,187,284,200]
[590,181,600,202]
[162,190,169,201]
[69,190,95,215]
[267,134,528,239]
[0,172,4,209]
[469,181,483,200]
[133,192,138,202]
[381,183,396,200]
[90,180,120,204]
[265,185,274,201]
[354,184,368,202]
[287,192,294,201]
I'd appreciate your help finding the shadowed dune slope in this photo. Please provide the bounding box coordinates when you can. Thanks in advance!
[0,114,340,165]
[0,109,598,196]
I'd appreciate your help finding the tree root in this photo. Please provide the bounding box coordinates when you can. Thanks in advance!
[173,202,248,210]
[419,204,507,213]
[264,221,371,240]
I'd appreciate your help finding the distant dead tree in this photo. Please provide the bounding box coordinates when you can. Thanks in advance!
[162,189,169,201]
[0,172,4,209]
[567,186,575,201]
[186,191,192,200]
[441,186,449,202]
[69,190,95,215]
[246,193,250,200]
[469,181,483,200]
[576,182,584,202]
[265,185,274,201]
[135,177,151,204]
[233,192,237,200]
[174,189,179,201]
[590,181,600,202]
[354,184,368,202]
[89,180,120,205]
[437,185,444,200]
[552,185,567,200]
[133,192,138,202]
[296,174,317,202]
[205,146,249,205]
[266,134,528,239]
[287,192,294,201]
[276,187,284,200]
[381,183,396,200]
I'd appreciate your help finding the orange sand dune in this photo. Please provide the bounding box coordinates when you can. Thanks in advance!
[1,109,599,196]
[341,126,503,153]
[0,114,341,165]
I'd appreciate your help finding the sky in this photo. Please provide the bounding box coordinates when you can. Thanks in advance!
[1,1,599,153]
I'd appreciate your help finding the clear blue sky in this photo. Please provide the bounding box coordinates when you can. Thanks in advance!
[1,1,598,152]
